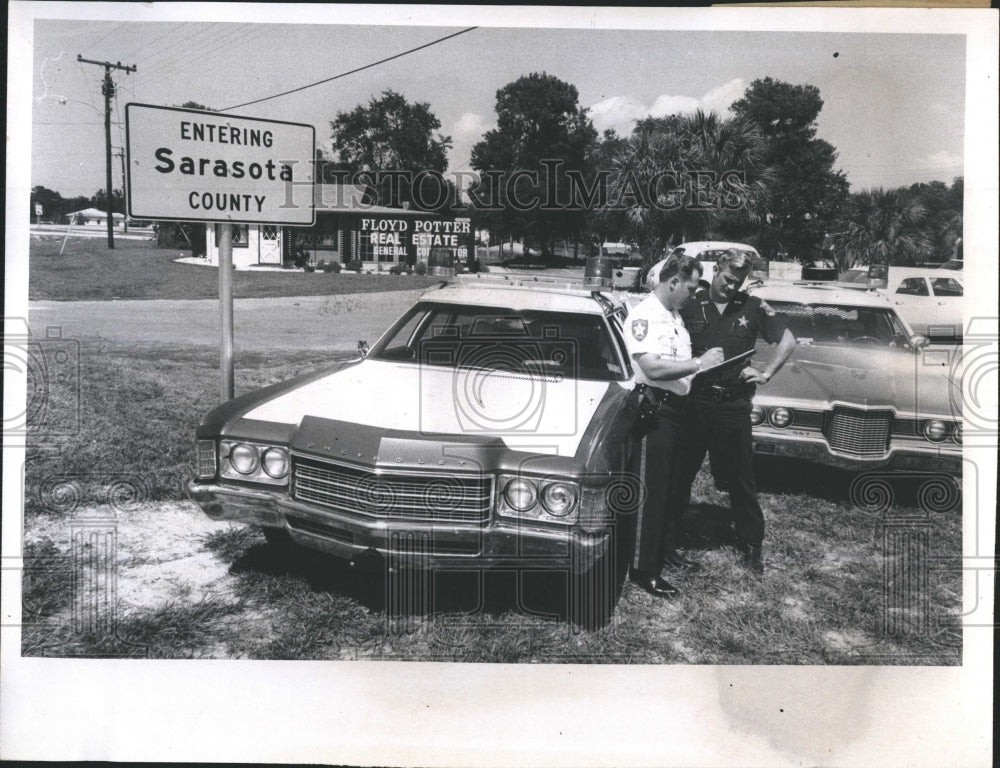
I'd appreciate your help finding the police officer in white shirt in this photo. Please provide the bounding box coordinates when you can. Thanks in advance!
[623,254,723,597]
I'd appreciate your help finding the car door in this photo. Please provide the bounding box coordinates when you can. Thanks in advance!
[892,276,934,335]
[928,276,963,337]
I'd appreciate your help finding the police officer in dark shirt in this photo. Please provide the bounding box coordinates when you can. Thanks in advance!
[671,249,796,574]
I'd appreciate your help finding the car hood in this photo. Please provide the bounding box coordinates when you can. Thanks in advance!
[241,359,619,457]
[758,343,961,416]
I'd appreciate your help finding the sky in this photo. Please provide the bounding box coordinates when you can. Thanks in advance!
[25,10,968,200]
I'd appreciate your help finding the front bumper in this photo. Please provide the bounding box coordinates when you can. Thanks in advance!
[751,432,962,474]
[188,481,611,571]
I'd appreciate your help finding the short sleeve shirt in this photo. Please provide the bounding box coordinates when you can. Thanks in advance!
[624,294,695,396]
[679,287,790,387]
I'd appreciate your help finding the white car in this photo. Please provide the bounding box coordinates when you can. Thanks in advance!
[886,271,963,342]
[837,266,963,341]
[644,241,762,290]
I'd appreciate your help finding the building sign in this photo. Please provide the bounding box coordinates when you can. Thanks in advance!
[360,216,471,261]
[125,103,315,225]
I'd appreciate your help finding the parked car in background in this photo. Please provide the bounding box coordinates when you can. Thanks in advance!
[938,259,963,270]
[189,276,642,628]
[837,266,964,342]
[644,241,762,290]
[746,281,962,474]
[887,271,963,341]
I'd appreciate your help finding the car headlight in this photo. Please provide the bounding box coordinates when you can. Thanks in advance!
[923,419,947,442]
[750,404,766,426]
[503,478,537,511]
[768,407,792,428]
[229,443,259,474]
[952,423,962,444]
[540,482,578,516]
[261,447,289,479]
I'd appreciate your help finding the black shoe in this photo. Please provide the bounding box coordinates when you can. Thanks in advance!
[629,569,680,598]
[743,544,764,575]
[663,550,702,573]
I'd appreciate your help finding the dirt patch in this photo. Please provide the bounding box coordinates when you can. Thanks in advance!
[24,502,243,613]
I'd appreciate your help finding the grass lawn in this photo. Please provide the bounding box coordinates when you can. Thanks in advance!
[28,236,441,301]
[21,339,962,663]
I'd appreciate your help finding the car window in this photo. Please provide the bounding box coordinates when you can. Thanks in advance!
[896,277,929,296]
[930,277,963,297]
[766,300,909,346]
[372,302,626,381]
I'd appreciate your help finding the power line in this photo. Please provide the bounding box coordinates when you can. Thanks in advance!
[89,21,130,50]
[219,26,478,112]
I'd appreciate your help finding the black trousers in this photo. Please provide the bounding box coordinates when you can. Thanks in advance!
[669,394,765,546]
[632,395,686,574]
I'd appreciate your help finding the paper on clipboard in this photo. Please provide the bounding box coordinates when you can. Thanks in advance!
[694,348,755,376]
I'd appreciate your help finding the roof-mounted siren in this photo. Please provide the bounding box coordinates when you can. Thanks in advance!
[428,247,457,277]
[866,264,888,290]
[584,255,614,289]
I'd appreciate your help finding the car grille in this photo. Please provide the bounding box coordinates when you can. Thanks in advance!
[292,456,493,523]
[823,407,892,456]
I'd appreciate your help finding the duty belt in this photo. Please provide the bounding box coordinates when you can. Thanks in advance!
[692,383,753,402]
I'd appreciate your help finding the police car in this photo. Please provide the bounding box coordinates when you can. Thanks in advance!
[746,281,962,473]
[188,273,640,628]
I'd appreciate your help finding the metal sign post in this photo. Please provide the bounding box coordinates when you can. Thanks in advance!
[218,222,234,401]
[124,103,314,403]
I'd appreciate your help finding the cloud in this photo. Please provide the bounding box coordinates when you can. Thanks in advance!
[448,112,496,174]
[589,78,748,136]
[924,150,963,170]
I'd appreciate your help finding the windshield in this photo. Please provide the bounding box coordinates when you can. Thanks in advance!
[767,300,910,347]
[371,302,627,381]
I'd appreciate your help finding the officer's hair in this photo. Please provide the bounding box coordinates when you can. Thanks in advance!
[717,248,750,271]
[659,254,703,284]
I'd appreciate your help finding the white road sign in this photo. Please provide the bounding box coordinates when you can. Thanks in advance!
[125,103,315,225]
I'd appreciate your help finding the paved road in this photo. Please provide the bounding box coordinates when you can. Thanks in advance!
[28,290,427,353]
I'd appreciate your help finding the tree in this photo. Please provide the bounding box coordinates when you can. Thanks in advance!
[732,78,849,261]
[92,188,125,215]
[330,90,452,209]
[600,111,773,269]
[471,72,598,260]
[827,187,931,267]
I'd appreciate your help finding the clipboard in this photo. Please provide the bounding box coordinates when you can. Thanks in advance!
[693,348,755,377]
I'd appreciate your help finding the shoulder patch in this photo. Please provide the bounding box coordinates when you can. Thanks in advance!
[631,318,648,341]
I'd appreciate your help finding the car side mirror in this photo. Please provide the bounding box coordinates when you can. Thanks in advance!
[907,334,929,351]
[358,340,370,358]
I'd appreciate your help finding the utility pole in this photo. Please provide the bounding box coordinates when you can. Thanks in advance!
[77,55,136,249]
[114,148,128,232]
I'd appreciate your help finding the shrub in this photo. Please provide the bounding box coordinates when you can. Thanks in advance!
[304,264,315,273]
[414,261,427,276]
[322,260,341,273]
[346,259,363,272]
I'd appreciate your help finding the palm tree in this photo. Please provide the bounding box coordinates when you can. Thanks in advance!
[828,187,931,267]
[601,111,774,270]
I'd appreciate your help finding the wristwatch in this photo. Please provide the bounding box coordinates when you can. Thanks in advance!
[694,357,703,372]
